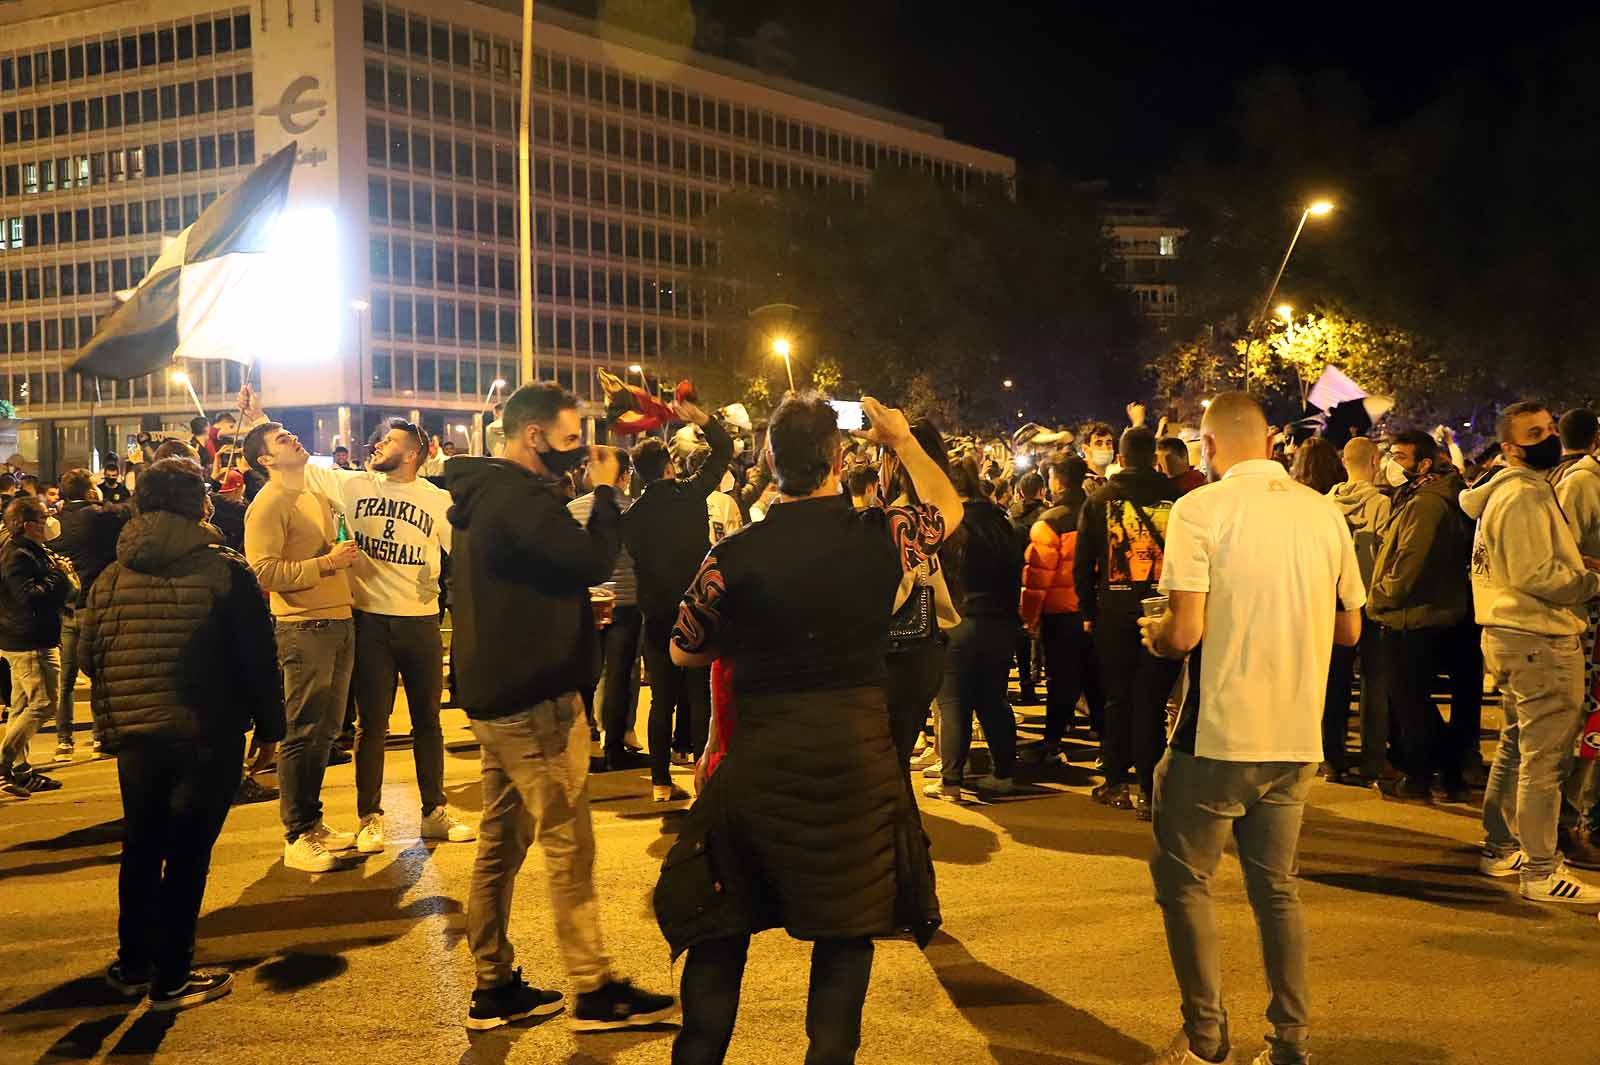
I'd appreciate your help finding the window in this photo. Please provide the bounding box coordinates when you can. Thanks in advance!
[237,72,253,108]
[366,62,385,105]
[218,75,234,110]
[1159,234,1177,257]
[198,79,214,113]
[367,119,386,163]
[393,238,412,283]
[367,177,388,219]
[363,5,384,45]
[388,67,406,108]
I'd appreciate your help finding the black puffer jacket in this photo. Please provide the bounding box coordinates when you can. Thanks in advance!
[54,499,133,609]
[0,534,75,650]
[81,512,285,753]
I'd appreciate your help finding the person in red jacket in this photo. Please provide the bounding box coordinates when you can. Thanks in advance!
[1020,456,1093,766]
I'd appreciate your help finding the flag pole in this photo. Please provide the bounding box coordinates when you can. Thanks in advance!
[517,0,536,389]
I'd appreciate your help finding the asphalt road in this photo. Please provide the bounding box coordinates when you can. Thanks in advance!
[2,687,1596,1065]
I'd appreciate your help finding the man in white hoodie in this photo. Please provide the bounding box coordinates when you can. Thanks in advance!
[1461,401,1600,904]
[1552,408,1600,867]
[1327,437,1392,782]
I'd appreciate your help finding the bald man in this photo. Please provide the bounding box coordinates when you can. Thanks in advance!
[1325,437,1392,782]
[1138,393,1364,1065]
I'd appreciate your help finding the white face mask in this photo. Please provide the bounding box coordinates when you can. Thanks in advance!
[719,470,735,494]
[1089,448,1114,469]
[1384,459,1409,487]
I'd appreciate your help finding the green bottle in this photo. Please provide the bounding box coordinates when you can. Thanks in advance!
[336,514,351,543]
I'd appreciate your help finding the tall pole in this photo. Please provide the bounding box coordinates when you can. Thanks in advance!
[517,0,536,388]
[1256,208,1311,332]
[781,352,795,392]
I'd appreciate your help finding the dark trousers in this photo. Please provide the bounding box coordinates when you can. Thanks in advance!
[1324,618,1384,775]
[673,934,874,1065]
[597,605,644,758]
[116,734,243,990]
[353,611,446,819]
[1380,624,1462,788]
[938,615,1018,784]
[1015,634,1038,696]
[1097,612,1143,786]
[1133,656,1184,797]
[642,625,709,786]
[1038,612,1090,747]
[886,637,946,766]
[1324,643,1357,773]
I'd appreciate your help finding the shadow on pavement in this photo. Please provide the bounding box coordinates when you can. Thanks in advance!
[0,818,126,881]
[457,1011,568,1065]
[2,818,125,852]
[924,931,1152,1064]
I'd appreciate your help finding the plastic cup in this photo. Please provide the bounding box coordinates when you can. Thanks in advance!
[1140,595,1169,619]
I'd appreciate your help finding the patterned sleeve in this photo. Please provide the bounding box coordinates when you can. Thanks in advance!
[885,503,947,574]
[672,548,727,655]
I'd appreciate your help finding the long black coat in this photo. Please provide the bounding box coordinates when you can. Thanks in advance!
[655,683,940,955]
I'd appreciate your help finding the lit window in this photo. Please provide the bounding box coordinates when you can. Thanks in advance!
[1159,234,1176,257]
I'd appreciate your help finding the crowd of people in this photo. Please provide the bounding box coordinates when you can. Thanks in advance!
[2,374,1599,1065]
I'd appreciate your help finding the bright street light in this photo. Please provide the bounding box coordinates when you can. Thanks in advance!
[628,363,643,374]
[1252,200,1336,375]
[1002,379,1014,389]
[771,337,795,391]
[350,298,370,312]
[1307,200,1334,217]
[169,370,188,385]
[170,367,205,419]
[492,378,507,389]
[1276,304,1294,322]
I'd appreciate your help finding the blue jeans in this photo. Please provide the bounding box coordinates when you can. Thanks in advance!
[0,647,61,776]
[54,611,94,746]
[1150,749,1318,1065]
[275,619,355,843]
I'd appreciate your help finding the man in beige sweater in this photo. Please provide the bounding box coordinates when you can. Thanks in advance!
[243,419,360,873]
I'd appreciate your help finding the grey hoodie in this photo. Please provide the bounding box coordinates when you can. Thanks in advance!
[1328,479,1391,590]
[1460,467,1600,637]
[1555,454,1600,556]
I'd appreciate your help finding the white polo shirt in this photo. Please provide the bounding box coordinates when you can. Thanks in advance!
[1158,459,1365,763]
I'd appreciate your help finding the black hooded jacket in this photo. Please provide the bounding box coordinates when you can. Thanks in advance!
[445,457,621,718]
[1074,465,1179,621]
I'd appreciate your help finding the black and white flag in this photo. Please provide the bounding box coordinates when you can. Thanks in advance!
[70,141,298,381]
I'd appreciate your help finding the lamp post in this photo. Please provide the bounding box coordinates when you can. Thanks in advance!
[771,337,794,392]
[169,369,206,420]
[1256,201,1333,331]
[351,298,370,445]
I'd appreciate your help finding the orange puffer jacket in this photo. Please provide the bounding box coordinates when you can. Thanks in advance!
[1020,503,1081,629]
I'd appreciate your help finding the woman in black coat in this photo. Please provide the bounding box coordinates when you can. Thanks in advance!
[657,396,964,1065]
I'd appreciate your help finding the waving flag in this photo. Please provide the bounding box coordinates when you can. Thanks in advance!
[71,142,298,381]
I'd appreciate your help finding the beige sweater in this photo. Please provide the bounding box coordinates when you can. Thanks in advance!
[244,480,352,621]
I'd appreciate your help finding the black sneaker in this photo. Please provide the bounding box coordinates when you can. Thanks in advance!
[105,960,151,996]
[19,769,62,793]
[326,746,353,767]
[1374,776,1433,804]
[571,978,677,1032]
[148,969,234,1011]
[466,969,565,1031]
[602,749,651,772]
[0,772,30,799]
[233,776,280,806]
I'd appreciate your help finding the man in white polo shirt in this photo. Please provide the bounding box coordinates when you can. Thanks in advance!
[1139,393,1363,1065]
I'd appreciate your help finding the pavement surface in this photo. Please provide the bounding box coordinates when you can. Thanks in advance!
[2,683,1596,1065]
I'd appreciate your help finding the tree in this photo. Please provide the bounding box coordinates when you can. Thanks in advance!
[694,165,1145,429]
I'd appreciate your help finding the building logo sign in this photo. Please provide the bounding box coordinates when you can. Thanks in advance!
[260,75,328,134]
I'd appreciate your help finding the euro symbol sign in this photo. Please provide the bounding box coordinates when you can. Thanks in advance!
[261,75,328,135]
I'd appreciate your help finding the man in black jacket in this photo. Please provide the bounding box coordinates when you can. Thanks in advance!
[1075,426,1182,815]
[622,402,731,801]
[51,467,132,757]
[98,461,132,504]
[445,382,674,1033]
[81,458,283,1011]
[0,495,74,795]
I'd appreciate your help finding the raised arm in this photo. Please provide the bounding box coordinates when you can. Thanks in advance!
[859,397,962,536]
[677,402,734,499]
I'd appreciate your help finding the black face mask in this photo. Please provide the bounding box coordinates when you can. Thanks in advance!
[540,442,587,477]
[1520,435,1563,471]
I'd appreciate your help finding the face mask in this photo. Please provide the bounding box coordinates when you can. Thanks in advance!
[540,442,587,477]
[1384,459,1409,487]
[1519,434,1563,471]
[720,470,735,494]
[1089,448,1114,469]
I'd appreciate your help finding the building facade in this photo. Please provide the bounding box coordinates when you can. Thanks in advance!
[0,0,1013,475]
[1104,200,1183,322]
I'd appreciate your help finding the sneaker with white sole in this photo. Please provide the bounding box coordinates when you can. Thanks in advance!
[923,781,965,803]
[148,969,233,1011]
[356,814,386,854]
[303,820,356,853]
[466,968,565,1030]
[54,742,74,759]
[1144,1031,1235,1064]
[284,835,340,873]
[1479,849,1527,878]
[571,978,677,1031]
[421,807,478,843]
[921,760,944,779]
[1520,863,1600,905]
[105,960,152,997]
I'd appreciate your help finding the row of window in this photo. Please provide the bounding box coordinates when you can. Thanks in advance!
[1,72,253,148]
[365,62,516,135]
[369,349,521,397]
[0,361,219,407]
[3,129,256,203]
[0,314,99,355]
[366,180,712,274]
[0,14,251,96]
[363,2,994,188]
[4,252,163,304]
[368,236,705,317]
[367,290,706,361]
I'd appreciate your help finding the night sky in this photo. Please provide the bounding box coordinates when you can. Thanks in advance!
[551,0,1582,188]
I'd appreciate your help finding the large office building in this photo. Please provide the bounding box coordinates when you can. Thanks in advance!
[0,0,1013,474]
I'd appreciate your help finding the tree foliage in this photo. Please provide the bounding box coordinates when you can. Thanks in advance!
[694,166,1143,428]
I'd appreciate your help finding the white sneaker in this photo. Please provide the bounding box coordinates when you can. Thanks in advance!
[921,760,944,779]
[421,807,477,843]
[1520,863,1600,904]
[356,814,386,853]
[922,781,965,803]
[1144,1031,1234,1064]
[1479,849,1527,878]
[973,774,1014,795]
[303,821,356,853]
[911,734,928,756]
[284,836,339,873]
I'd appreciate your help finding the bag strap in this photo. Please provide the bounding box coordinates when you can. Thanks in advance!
[1127,499,1165,551]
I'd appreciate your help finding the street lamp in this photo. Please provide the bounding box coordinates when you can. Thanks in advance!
[1002,378,1014,390]
[169,369,206,420]
[1276,303,1294,323]
[478,378,506,456]
[771,336,795,392]
[1256,200,1334,331]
